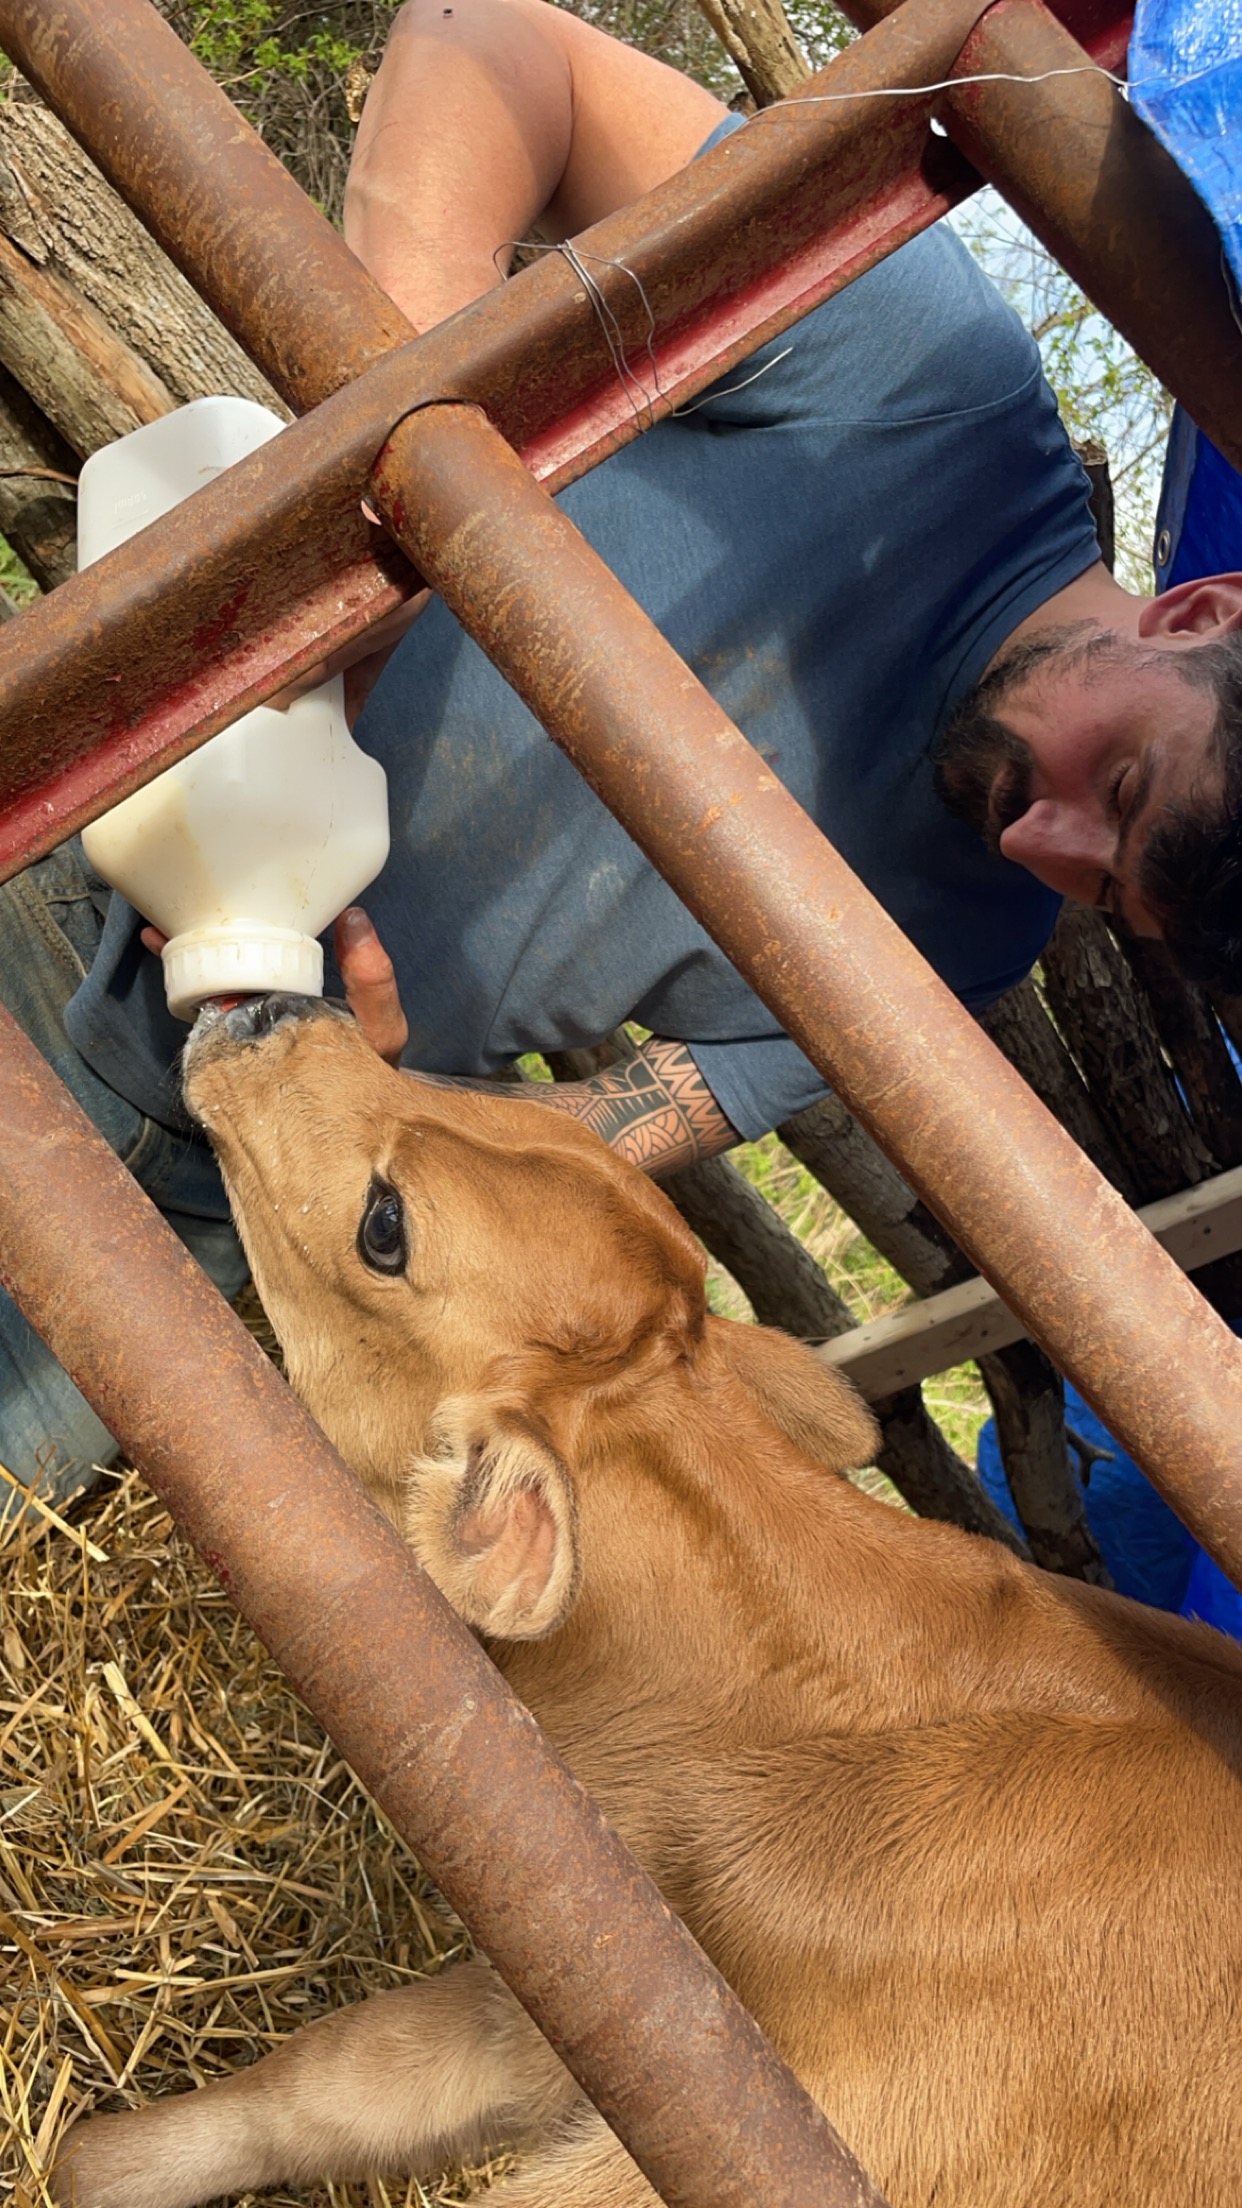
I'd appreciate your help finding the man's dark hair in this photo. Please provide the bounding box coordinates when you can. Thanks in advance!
[1141,632,1242,995]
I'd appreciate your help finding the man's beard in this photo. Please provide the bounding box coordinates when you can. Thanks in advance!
[934,623,1101,848]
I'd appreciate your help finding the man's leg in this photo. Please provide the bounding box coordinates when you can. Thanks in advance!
[0,841,246,1519]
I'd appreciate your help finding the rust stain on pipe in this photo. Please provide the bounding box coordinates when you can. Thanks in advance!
[375,399,1242,1586]
[0,1000,886,2208]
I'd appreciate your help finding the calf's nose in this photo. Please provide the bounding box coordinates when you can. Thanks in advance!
[194,992,343,1051]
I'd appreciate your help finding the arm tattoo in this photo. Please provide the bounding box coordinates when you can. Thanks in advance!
[537,1038,738,1175]
[404,1042,738,1175]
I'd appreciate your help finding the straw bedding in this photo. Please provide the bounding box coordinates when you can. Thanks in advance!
[0,1413,515,2208]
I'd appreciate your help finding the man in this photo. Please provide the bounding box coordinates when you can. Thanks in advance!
[5,0,1242,1503]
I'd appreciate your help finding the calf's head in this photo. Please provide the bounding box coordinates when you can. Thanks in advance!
[184,997,876,1640]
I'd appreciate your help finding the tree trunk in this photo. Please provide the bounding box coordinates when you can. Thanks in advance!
[1119,935,1242,1172]
[976,975,1137,1201]
[662,1153,854,1339]
[660,1148,1026,1552]
[542,1037,1019,1546]
[694,0,810,105]
[0,94,284,417]
[0,362,77,588]
[1041,904,1212,1200]
[0,221,176,456]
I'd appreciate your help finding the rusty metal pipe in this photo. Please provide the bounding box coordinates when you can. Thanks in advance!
[376,399,1242,1585]
[840,0,1242,475]
[0,998,886,2208]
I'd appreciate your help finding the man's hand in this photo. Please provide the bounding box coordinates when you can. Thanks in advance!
[332,906,409,1065]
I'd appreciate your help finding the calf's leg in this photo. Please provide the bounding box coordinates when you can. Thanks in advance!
[52,1958,579,2208]
[493,2108,661,2208]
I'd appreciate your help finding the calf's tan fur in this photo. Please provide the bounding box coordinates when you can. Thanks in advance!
[55,1000,1242,2208]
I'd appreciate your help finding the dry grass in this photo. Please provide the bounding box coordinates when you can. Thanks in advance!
[0,1466,513,2208]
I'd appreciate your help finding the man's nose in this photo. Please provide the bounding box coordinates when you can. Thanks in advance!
[997,798,1114,902]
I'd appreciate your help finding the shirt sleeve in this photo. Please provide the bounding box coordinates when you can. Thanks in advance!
[686,1032,830,1143]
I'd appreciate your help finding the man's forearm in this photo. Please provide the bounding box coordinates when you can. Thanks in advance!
[533,1037,738,1174]
[410,1038,738,1174]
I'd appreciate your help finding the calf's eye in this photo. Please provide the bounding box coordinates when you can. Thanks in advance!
[358,1177,408,1275]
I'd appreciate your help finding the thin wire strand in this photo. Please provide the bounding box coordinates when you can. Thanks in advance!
[492,54,1239,434]
[746,54,1229,117]
[671,345,794,415]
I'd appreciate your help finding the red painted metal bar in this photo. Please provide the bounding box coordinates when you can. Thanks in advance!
[0,1000,885,2208]
[376,398,1242,1584]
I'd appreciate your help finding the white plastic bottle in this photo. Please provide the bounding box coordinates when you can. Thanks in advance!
[78,397,391,1019]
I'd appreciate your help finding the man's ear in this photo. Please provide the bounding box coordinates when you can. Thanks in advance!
[1139,573,1242,643]
[404,1398,579,1639]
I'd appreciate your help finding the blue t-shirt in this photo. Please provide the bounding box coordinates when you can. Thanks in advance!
[66,121,1096,1141]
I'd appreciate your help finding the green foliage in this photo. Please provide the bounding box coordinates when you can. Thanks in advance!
[0,537,37,607]
[157,0,403,217]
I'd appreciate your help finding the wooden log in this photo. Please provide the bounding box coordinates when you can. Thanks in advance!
[663,1153,855,1338]
[1119,935,1242,1172]
[694,0,811,105]
[0,223,176,455]
[976,1338,1108,1583]
[780,1090,965,1293]
[0,363,76,589]
[869,1385,1028,1551]
[1041,904,1213,1200]
[540,1037,1020,1545]
[0,95,284,416]
[780,1086,1107,1580]
[662,1149,1026,1552]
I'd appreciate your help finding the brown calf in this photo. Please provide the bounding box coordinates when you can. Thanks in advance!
[54,996,1242,2208]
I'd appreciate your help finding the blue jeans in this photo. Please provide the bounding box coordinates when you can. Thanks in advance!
[0,841,246,1521]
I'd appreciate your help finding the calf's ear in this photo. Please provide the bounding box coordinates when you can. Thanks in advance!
[709,1317,879,1473]
[405,1400,579,1640]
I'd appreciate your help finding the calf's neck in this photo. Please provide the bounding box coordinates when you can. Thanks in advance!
[54,997,1242,2208]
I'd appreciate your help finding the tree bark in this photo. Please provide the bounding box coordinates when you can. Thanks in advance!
[0,223,176,456]
[694,0,810,105]
[0,93,283,433]
[0,362,77,588]
[660,1149,1026,1552]
[976,974,1138,1201]
[975,1338,1107,1581]
[661,1152,854,1339]
[540,1037,1019,1546]
[1041,904,1212,1200]
[779,1086,1107,1580]
[1118,935,1242,1172]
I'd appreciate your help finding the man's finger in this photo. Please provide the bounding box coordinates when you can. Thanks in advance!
[335,905,409,1067]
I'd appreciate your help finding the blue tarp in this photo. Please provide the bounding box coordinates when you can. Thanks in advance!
[973,2,1242,1636]
[1130,0,1242,294]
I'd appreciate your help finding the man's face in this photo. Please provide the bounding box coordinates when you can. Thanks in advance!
[935,625,1223,933]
